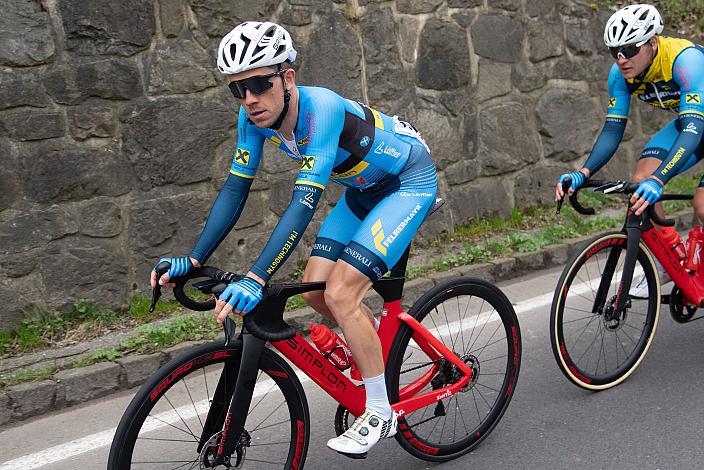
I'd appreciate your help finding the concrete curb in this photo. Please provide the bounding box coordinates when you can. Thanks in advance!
[0,209,695,427]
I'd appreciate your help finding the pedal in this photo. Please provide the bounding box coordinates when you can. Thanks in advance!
[337,451,368,460]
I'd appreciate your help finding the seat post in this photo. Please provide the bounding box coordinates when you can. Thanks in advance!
[390,244,411,278]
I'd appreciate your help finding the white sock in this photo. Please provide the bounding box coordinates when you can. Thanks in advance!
[363,373,392,420]
[373,317,380,330]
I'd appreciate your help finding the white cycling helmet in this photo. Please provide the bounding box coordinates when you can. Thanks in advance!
[604,4,664,47]
[217,21,297,75]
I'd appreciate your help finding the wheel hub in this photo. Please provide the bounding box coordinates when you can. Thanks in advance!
[602,295,630,331]
[460,354,479,392]
[199,430,251,469]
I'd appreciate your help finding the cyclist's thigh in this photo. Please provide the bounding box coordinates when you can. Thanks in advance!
[634,119,679,181]
[310,190,364,264]
[641,118,679,161]
[342,151,438,281]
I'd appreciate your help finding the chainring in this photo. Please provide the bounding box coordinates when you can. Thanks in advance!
[669,286,697,323]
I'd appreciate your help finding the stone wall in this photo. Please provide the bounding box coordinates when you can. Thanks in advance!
[0,0,677,326]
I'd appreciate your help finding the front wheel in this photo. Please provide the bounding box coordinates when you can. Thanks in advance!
[550,231,660,391]
[108,341,310,469]
[387,277,521,462]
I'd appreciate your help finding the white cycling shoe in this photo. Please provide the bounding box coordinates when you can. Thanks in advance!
[629,270,670,299]
[327,409,398,459]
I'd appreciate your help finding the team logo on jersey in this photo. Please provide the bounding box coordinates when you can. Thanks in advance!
[371,219,387,256]
[684,122,699,135]
[301,156,315,171]
[297,135,310,147]
[235,148,250,165]
[608,98,617,107]
[686,93,701,104]
[360,136,370,147]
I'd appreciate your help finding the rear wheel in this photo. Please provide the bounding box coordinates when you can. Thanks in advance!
[550,232,660,390]
[108,341,309,469]
[387,277,521,462]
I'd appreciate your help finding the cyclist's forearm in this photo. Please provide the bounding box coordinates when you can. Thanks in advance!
[653,115,704,185]
[249,184,323,282]
[190,173,253,264]
[583,117,627,175]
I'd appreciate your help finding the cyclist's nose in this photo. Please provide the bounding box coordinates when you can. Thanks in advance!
[243,89,259,105]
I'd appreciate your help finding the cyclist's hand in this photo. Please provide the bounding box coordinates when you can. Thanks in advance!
[630,178,663,216]
[555,171,586,202]
[150,256,195,289]
[214,276,264,323]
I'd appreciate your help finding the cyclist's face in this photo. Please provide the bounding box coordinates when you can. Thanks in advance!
[613,38,657,79]
[228,66,294,128]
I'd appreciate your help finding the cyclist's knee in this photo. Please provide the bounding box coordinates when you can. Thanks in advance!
[693,193,704,222]
[324,283,363,319]
[302,290,325,310]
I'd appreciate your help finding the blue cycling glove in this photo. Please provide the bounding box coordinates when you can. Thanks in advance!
[219,276,264,314]
[634,178,663,205]
[557,171,586,192]
[153,256,194,280]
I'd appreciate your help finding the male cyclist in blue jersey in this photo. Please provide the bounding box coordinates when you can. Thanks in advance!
[150,21,437,458]
[554,4,704,294]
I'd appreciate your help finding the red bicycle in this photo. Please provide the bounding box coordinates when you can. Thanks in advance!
[552,179,699,390]
[108,202,521,469]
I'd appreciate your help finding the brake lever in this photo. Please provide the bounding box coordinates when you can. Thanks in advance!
[556,178,571,215]
[150,261,172,313]
[210,282,237,347]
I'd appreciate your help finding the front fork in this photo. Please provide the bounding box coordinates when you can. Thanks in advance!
[593,212,649,317]
[199,331,266,467]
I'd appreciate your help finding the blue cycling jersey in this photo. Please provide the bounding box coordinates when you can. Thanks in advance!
[191,86,433,282]
[583,36,704,183]
[231,86,429,190]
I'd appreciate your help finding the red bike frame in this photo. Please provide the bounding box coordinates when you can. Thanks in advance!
[641,227,704,306]
[270,298,473,418]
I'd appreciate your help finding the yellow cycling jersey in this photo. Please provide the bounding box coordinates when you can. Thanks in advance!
[624,36,700,111]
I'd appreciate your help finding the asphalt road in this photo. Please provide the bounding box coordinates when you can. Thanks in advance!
[3,265,704,470]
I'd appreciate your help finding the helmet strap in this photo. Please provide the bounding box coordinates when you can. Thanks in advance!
[269,88,290,130]
[268,64,290,130]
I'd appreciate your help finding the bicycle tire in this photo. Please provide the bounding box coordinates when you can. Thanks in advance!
[108,341,310,469]
[550,231,660,390]
[386,277,521,462]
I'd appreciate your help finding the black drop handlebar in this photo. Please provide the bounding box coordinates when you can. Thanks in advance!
[151,262,314,343]
[556,177,693,227]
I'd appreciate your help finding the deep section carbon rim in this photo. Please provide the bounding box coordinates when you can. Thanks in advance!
[551,233,659,390]
[388,278,521,461]
[108,342,308,469]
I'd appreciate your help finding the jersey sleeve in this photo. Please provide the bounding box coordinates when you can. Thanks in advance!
[583,64,631,174]
[654,47,704,183]
[188,110,264,263]
[229,109,265,180]
[249,92,345,282]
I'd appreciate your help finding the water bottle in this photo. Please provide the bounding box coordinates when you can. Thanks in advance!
[309,324,360,379]
[660,226,686,261]
[685,226,704,272]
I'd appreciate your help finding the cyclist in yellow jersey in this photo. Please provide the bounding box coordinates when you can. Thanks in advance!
[555,4,704,294]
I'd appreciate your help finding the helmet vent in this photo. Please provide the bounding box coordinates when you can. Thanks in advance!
[238,36,250,65]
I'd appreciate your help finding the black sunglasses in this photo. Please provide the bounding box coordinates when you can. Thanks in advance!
[228,70,285,99]
[609,44,641,60]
